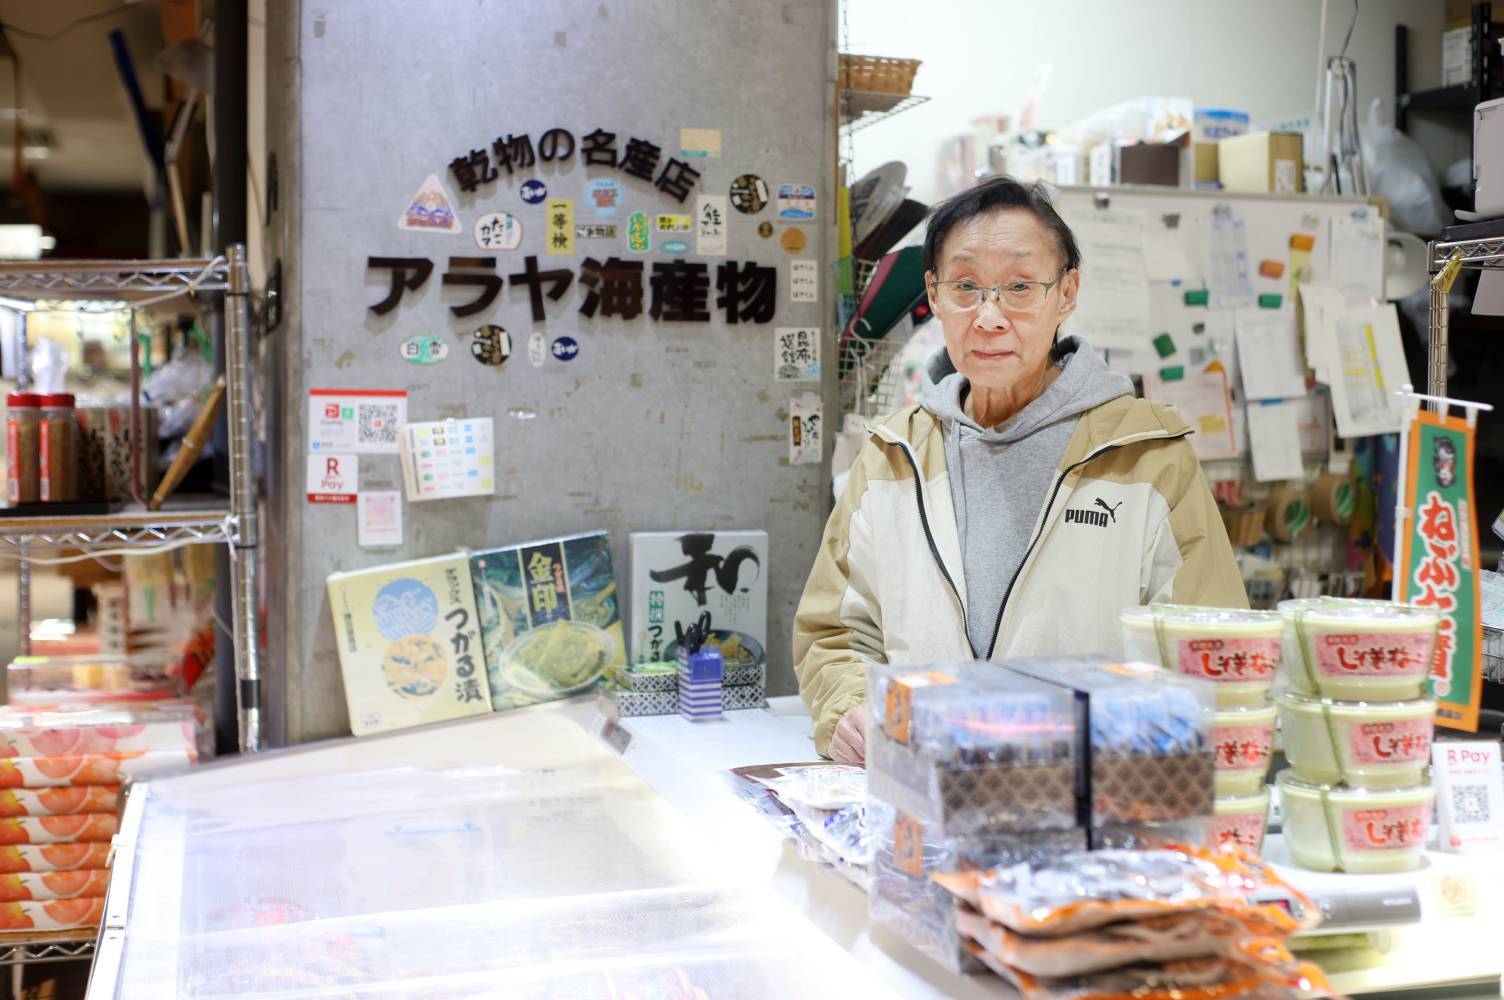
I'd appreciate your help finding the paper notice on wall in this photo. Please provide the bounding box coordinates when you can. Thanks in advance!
[696,194,727,256]
[790,259,819,302]
[774,328,820,381]
[1234,308,1306,400]
[1204,209,1256,308]
[1063,210,1151,352]
[1328,304,1408,438]
[1142,215,1202,283]
[357,491,403,547]
[308,389,407,454]
[1143,368,1237,460]
[1247,400,1305,482]
[399,417,496,502]
[1324,213,1385,305]
[789,393,822,465]
[1298,283,1346,384]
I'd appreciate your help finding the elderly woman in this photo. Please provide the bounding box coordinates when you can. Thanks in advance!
[795,176,1245,763]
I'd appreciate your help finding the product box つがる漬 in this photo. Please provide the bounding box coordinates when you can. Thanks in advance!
[327,553,492,736]
[470,532,626,710]
[628,531,768,669]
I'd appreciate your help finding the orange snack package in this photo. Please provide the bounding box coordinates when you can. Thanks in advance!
[0,897,104,931]
[0,869,110,902]
[0,786,119,817]
[0,814,120,846]
[0,844,111,874]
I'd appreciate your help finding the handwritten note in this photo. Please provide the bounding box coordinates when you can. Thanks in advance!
[1143,368,1237,460]
[1235,308,1306,400]
[1247,401,1305,482]
[1064,210,1151,352]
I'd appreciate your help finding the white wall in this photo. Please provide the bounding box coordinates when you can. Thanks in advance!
[845,0,1455,202]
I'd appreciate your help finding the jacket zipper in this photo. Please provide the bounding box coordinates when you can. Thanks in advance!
[894,442,977,659]
[983,445,1122,660]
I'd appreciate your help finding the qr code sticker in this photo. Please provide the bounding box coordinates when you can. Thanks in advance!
[1452,783,1491,823]
[358,404,398,447]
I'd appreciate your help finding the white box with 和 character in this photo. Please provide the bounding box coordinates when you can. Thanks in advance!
[628,531,768,671]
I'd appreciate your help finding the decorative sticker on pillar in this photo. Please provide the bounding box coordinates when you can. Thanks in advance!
[520,179,548,204]
[586,177,621,217]
[789,393,822,465]
[680,128,722,158]
[398,174,461,233]
[730,174,769,215]
[471,324,511,367]
[546,199,574,256]
[307,452,358,504]
[574,222,618,240]
[757,221,774,239]
[774,327,820,381]
[696,194,727,257]
[776,183,816,222]
[627,211,651,253]
[654,214,692,233]
[779,227,807,254]
[473,212,523,251]
[659,239,690,255]
[551,336,580,362]
[399,334,449,366]
[528,331,547,368]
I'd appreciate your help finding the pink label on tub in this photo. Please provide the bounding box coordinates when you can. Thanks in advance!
[1212,813,1266,854]
[1341,803,1431,851]
[1314,632,1434,678]
[1212,724,1274,771]
[1348,718,1432,765]
[1176,637,1280,681]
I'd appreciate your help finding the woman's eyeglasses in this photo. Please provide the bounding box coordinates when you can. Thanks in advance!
[930,270,1066,314]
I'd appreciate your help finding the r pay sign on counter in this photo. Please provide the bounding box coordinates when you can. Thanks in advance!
[1432,740,1504,853]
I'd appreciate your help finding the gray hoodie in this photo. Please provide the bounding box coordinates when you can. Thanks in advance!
[919,336,1133,657]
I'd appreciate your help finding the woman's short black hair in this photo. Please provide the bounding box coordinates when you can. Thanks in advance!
[921,176,1082,276]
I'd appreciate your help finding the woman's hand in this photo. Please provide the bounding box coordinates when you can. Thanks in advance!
[828,705,868,764]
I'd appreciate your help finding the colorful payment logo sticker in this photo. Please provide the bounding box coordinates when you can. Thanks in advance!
[399,334,449,365]
[627,211,650,253]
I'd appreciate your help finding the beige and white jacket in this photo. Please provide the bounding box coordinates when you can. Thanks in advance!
[794,395,1247,756]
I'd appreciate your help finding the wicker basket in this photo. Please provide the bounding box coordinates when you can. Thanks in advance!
[839,54,921,95]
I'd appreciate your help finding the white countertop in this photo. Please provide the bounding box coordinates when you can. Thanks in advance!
[605,697,1504,1000]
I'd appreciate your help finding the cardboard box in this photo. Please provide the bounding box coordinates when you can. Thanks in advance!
[326,553,492,736]
[628,531,768,668]
[1192,142,1220,186]
[1448,0,1479,26]
[1218,131,1304,194]
[597,675,768,718]
[469,532,626,711]
[1116,141,1181,186]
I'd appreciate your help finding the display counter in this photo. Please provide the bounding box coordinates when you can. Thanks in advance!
[86,697,1504,998]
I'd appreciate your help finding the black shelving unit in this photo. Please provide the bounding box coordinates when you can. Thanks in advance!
[1397,3,1501,132]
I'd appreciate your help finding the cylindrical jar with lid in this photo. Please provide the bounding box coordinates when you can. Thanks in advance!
[38,393,77,503]
[1278,598,1441,701]
[1276,769,1434,873]
[1278,692,1435,789]
[5,392,40,506]
[1119,604,1282,707]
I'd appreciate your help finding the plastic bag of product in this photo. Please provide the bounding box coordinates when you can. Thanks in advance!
[956,908,1292,978]
[1362,98,1450,236]
[756,763,865,811]
[967,937,1335,1000]
[933,848,1316,936]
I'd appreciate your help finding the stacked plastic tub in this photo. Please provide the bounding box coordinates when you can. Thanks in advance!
[1274,598,1441,872]
[1120,606,1282,854]
[0,657,204,933]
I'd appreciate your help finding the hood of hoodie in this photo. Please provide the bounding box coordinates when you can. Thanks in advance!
[918,336,1133,442]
